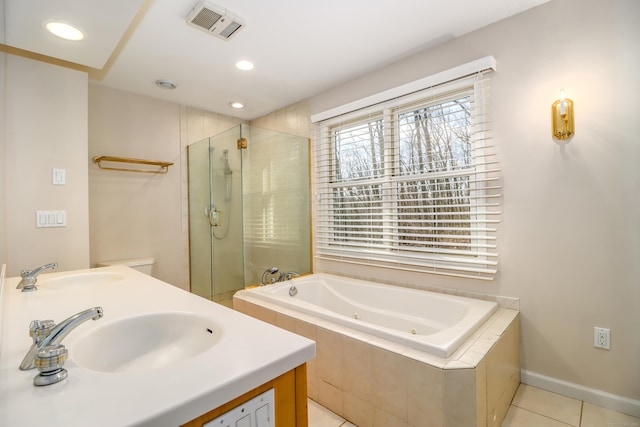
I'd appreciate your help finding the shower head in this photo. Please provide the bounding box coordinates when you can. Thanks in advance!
[222,149,232,175]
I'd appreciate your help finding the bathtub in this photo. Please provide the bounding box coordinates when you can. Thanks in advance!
[244,273,497,358]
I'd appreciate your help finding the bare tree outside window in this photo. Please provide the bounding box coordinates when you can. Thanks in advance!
[331,96,475,254]
[397,97,473,250]
[332,119,384,244]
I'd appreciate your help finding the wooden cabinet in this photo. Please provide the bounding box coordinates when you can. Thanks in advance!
[181,364,308,427]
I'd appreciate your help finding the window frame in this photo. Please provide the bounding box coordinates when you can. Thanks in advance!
[313,74,499,280]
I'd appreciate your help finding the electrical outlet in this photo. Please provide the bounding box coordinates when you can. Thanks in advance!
[594,327,611,350]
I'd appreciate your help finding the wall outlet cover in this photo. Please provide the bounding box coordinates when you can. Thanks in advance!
[594,327,611,350]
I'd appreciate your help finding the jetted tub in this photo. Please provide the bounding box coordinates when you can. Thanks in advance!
[244,273,497,358]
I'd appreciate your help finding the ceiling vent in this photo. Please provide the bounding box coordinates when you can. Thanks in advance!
[186,1,245,41]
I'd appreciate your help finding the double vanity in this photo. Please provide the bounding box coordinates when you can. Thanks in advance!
[0,265,315,426]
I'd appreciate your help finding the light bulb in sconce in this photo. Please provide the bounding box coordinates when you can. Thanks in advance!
[552,89,574,140]
[559,89,566,115]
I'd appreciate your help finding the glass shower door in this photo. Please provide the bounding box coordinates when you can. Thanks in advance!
[188,128,244,305]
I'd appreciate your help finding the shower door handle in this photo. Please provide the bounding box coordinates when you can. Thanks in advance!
[209,208,221,227]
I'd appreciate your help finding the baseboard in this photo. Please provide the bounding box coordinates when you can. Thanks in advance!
[521,370,640,418]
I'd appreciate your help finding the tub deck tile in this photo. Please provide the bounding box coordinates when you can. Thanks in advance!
[444,360,475,370]
[399,346,449,370]
[458,346,491,368]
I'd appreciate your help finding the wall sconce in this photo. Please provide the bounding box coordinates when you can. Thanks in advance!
[551,89,574,140]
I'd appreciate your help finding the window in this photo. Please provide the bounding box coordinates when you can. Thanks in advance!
[313,73,500,280]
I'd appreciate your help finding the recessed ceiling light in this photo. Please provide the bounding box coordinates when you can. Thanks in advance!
[230,102,244,109]
[235,60,254,71]
[44,21,85,41]
[155,79,178,90]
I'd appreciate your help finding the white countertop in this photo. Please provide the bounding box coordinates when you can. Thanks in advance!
[0,266,315,426]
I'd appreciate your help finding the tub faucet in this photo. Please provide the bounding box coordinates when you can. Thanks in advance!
[16,262,58,292]
[261,267,279,285]
[278,271,300,282]
[19,307,103,370]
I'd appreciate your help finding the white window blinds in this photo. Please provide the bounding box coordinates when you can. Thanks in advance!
[312,72,500,280]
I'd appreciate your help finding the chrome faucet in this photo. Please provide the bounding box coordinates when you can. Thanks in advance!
[261,266,279,285]
[277,271,300,282]
[16,262,58,292]
[19,307,103,370]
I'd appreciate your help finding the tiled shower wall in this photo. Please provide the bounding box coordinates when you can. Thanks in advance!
[250,100,312,138]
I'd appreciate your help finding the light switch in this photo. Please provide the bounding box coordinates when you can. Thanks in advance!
[255,404,271,426]
[235,414,251,427]
[37,212,47,227]
[52,168,66,185]
[36,210,67,228]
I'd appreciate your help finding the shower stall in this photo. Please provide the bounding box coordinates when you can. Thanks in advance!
[187,124,311,305]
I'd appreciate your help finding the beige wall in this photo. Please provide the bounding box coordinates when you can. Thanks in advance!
[2,54,90,276]
[88,84,183,286]
[307,0,639,403]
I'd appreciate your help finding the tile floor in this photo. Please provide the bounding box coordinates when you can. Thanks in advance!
[308,384,640,427]
[308,399,355,427]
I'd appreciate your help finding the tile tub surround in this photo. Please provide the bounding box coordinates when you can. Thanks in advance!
[234,291,520,427]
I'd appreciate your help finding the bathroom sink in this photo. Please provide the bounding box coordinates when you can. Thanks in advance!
[39,271,125,290]
[69,312,220,374]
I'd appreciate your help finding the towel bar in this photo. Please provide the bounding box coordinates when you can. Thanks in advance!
[92,156,173,174]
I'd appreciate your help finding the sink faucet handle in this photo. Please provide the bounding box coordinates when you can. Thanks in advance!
[17,262,58,292]
[20,262,58,278]
[34,344,69,386]
[20,268,39,278]
[29,320,56,344]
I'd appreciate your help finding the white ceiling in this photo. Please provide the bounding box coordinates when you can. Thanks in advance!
[3,0,551,120]
[3,0,145,69]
